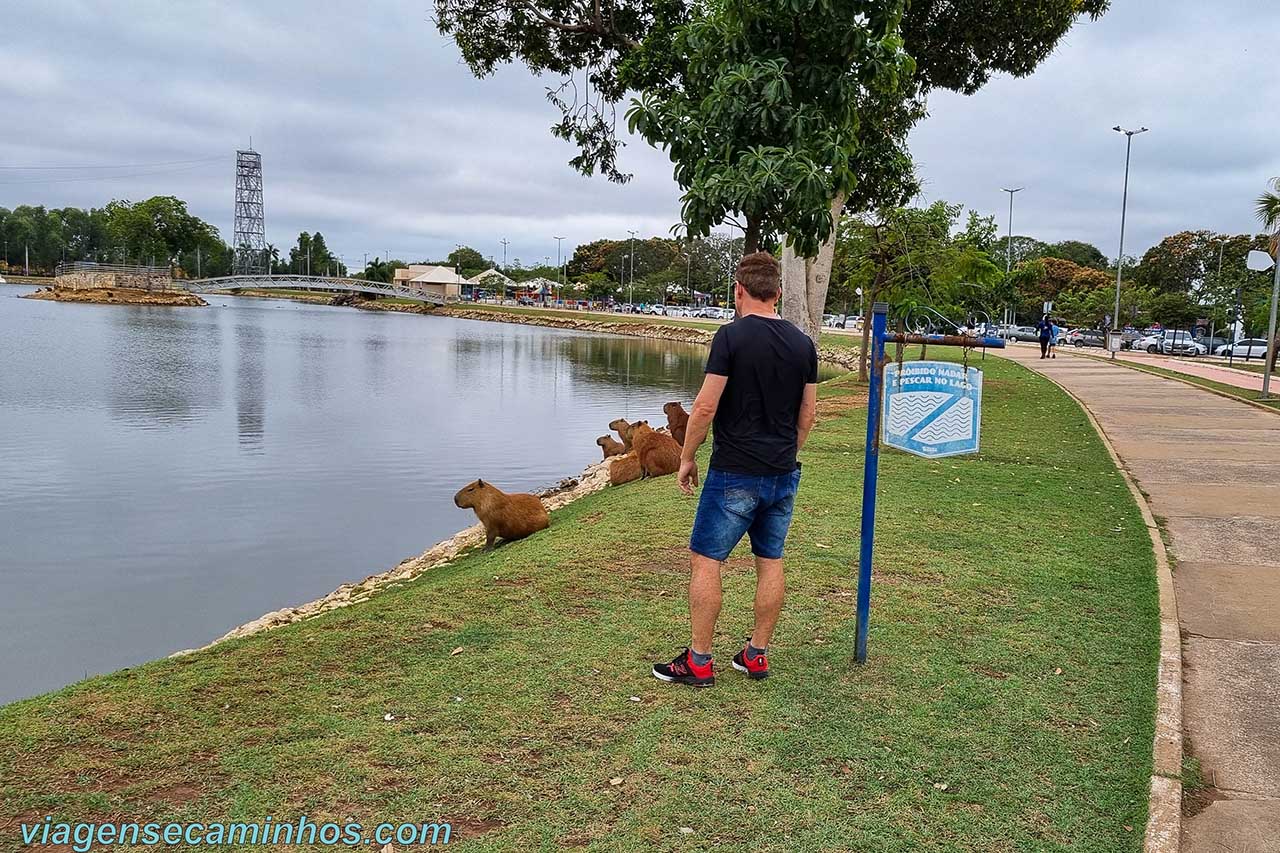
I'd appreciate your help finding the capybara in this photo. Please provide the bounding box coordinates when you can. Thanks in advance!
[609,417,636,452]
[630,421,681,478]
[609,453,643,485]
[663,401,690,446]
[453,479,550,550]
[596,434,626,460]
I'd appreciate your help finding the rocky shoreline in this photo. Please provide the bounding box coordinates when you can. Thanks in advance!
[23,286,207,307]
[171,459,615,656]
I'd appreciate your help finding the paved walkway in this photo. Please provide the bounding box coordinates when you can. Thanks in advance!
[1114,350,1271,393]
[1002,346,1280,852]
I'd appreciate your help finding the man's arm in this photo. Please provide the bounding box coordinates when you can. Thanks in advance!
[677,373,728,495]
[797,382,818,451]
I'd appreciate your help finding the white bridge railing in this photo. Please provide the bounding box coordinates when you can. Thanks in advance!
[183,274,452,305]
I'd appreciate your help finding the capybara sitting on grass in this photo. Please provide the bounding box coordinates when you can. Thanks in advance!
[630,421,681,478]
[596,434,626,459]
[453,479,550,551]
[663,401,690,446]
[609,453,643,485]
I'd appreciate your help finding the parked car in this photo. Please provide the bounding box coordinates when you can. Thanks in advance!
[1068,329,1106,348]
[1135,332,1164,354]
[1007,325,1041,343]
[1197,336,1230,353]
[1161,331,1206,356]
[1215,338,1272,359]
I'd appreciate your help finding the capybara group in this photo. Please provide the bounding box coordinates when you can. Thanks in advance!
[596,434,626,459]
[453,479,550,550]
[630,421,681,478]
[663,401,689,446]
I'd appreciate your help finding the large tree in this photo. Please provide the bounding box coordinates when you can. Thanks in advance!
[437,0,1108,341]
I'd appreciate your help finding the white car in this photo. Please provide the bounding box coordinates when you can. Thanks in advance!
[0,275,6,284]
[1135,333,1164,354]
[1216,338,1272,359]
[1161,331,1206,356]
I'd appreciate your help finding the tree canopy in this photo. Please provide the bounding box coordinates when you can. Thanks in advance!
[436,0,1108,261]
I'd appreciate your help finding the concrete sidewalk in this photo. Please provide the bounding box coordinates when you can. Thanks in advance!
[1116,351,1271,393]
[1001,346,1280,853]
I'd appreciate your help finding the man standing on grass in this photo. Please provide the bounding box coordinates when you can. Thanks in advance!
[652,251,818,688]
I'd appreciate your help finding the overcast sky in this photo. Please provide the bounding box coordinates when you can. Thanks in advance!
[3,0,1277,268]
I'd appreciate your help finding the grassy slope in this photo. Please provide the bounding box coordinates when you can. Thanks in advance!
[0,353,1158,852]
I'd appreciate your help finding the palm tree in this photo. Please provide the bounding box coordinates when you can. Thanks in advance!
[1255,178,1280,370]
[1256,178,1280,236]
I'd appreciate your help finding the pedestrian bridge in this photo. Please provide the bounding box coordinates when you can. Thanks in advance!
[183,274,451,305]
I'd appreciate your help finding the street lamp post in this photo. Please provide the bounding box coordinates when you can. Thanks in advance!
[500,238,510,302]
[627,229,637,305]
[1001,187,1023,328]
[1265,257,1280,399]
[554,235,565,305]
[1247,249,1280,399]
[1111,125,1149,359]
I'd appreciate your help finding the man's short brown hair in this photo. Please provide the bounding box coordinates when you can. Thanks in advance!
[735,251,781,301]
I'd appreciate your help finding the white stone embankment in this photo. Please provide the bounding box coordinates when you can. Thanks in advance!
[171,460,615,656]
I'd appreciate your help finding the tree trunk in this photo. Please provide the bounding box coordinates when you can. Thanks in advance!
[858,261,888,382]
[780,192,848,345]
[744,218,762,255]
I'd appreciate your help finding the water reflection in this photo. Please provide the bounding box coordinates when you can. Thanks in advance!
[107,308,222,429]
[0,295,724,704]
[235,322,266,450]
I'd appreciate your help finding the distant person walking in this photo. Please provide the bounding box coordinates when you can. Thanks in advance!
[1048,319,1060,359]
[652,251,818,688]
[1037,314,1054,359]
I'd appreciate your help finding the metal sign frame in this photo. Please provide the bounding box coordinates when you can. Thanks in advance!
[856,302,1005,664]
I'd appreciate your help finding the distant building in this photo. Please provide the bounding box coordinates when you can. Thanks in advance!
[392,264,463,300]
[467,269,513,289]
[518,276,560,299]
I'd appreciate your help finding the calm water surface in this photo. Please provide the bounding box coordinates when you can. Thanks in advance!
[0,286,717,704]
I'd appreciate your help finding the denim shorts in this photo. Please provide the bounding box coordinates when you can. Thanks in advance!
[690,467,802,561]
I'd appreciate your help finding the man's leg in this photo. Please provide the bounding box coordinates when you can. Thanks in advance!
[751,556,785,649]
[689,552,723,656]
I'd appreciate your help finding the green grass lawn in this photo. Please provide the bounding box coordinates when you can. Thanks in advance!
[0,352,1159,851]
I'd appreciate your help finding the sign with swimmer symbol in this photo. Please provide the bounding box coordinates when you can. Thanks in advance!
[882,361,983,459]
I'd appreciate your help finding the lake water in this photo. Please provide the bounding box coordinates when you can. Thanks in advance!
[0,286,717,705]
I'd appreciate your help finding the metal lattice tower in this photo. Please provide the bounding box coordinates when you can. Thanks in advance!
[233,149,266,275]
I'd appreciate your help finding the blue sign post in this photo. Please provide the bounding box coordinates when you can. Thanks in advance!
[855,303,1005,664]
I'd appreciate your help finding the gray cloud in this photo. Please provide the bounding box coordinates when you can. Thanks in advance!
[3,0,1278,268]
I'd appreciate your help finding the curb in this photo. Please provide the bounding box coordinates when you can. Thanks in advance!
[997,353,1183,853]
[1074,352,1280,417]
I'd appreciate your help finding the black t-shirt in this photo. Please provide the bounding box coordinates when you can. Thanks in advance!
[705,314,818,475]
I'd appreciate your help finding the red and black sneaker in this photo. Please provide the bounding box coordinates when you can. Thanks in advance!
[652,648,715,687]
[732,643,769,680]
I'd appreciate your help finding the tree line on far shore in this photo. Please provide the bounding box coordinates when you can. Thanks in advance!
[0,198,345,280]
[5,191,1278,340]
